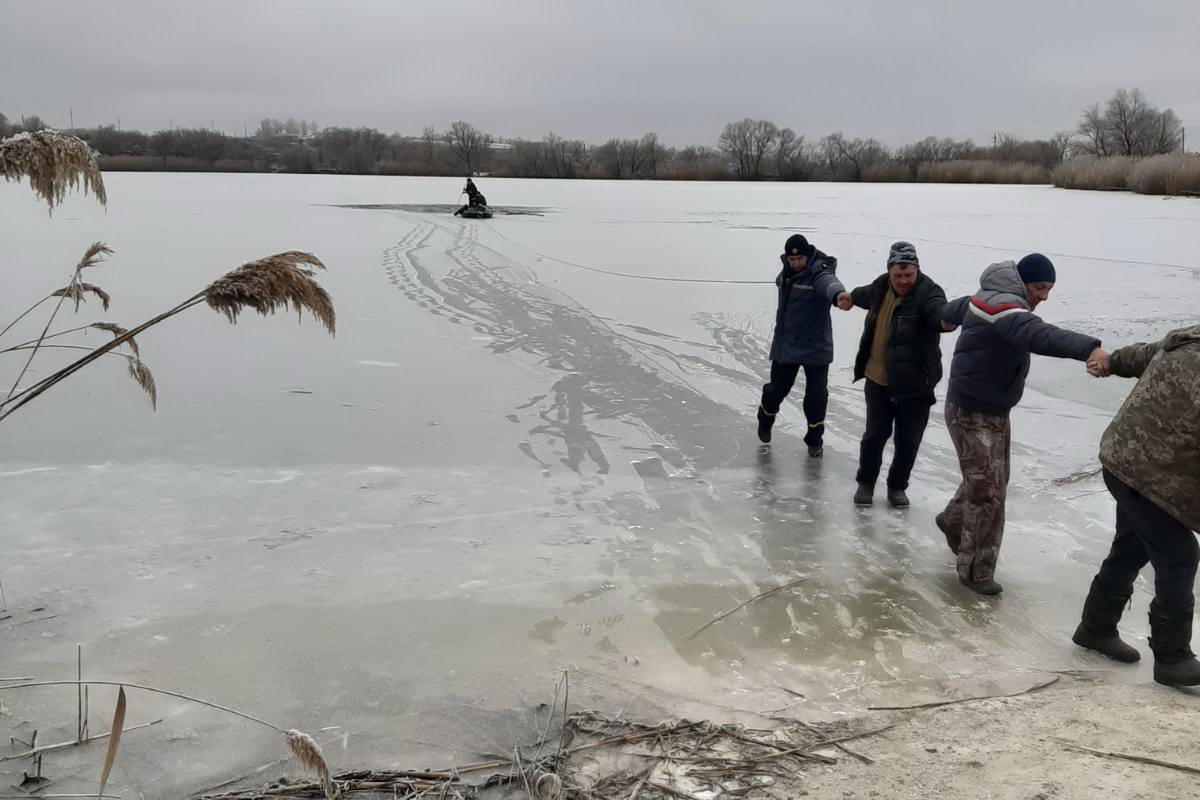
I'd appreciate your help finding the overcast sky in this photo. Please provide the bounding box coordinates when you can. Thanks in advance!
[2,0,1197,147]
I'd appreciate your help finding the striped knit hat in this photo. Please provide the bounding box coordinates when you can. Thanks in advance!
[887,241,919,267]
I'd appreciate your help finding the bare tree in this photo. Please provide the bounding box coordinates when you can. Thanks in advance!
[1106,88,1155,156]
[1149,107,1183,154]
[820,132,888,181]
[1075,103,1112,156]
[1075,89,1184,157]
[634,132,667,178]
[421,125,439,166]
[545,133,588,178]
[719,119,778,179]
[774,128,813,180]
[445,120,490,175]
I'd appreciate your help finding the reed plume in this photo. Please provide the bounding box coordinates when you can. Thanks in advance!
[287,729,337,799]
[51,281,111,311]
[0,130,107,210]
[89,322,140,358]
[204,251,335,334]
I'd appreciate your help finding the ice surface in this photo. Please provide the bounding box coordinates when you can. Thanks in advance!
[1,174,1197,794]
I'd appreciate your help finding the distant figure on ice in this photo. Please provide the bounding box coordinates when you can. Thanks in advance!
[936,255,1106,595]
[757,234,851,457]
[454,178,489,217]
[844,242,952,509]
[1072,325,1200,686]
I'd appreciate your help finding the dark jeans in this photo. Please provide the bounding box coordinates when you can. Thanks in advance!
[761,362,828,447]
[855,379,931,490]
[1090,469,1198,618]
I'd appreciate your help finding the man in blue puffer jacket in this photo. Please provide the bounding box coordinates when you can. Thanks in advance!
[757,234,850,456]
[937,254,1106,595]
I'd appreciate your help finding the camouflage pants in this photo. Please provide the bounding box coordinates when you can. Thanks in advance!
[942,403,1011,584]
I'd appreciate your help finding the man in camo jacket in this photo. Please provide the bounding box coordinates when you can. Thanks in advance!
[1072,324,1200,687]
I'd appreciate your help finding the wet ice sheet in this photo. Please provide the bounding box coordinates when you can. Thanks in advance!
[1,175,1197,794]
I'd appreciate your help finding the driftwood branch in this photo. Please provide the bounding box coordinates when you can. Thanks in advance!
[867,676,1059,711]
[682,577,808,640]
[1053,737,1200,775]
[0,718,162,762]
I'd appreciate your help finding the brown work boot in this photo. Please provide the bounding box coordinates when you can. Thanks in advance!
[935,512,960,554]
[960,575,1003,595]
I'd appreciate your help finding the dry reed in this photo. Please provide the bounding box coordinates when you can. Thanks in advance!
[0,250,334,421]
[0,129,107,210]
[1053,154,1200,195]
[204,251,336,334]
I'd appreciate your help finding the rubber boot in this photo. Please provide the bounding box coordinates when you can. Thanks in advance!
[1072,578,1140,663]
[886,488,910,508]
[853,483,874,506]
[1149,601,1200,687]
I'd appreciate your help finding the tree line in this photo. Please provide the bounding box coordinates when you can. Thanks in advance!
[0,88,1187,184]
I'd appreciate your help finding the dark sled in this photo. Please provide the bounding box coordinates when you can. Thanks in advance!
[460,205,493,219]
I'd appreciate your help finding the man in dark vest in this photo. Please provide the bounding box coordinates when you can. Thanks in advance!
[757,234,849,457]
[845,242,951,508]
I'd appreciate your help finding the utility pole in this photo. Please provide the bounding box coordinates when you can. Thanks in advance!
[116,115,121,131]
[69,108,74,130]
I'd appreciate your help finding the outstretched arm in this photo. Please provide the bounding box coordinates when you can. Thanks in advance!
[995,313,1100,360]
[921,285,949,331]
[1107,339,1164,378]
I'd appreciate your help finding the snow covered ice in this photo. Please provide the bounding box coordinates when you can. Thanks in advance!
[1,174,1198,794]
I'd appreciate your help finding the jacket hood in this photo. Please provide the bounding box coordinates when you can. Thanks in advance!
[975,261,1028,309]
[779,248,837,275]
[1162,324,1200,352]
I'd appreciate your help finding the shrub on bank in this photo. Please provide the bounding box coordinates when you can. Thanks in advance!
[98,155,257,172]
[1053,154,1200,195]
[915,160,1049,184]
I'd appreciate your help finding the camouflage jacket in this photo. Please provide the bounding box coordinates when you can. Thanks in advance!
[1099,325,1200,532]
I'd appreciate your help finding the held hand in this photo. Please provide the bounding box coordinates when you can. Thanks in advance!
[835,292,853,311]
[1086,347,1111,377]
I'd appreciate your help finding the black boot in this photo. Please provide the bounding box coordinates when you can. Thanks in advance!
[886,488,909,508]
[756,405,775,444]
[853,483,873,506]
[1073,578,1140,663]
[1072,623,1140,663]
[1149,601,1200,687]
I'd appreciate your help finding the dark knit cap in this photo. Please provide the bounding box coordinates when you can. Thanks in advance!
[784,234,814,257]
[887,241,919,267]
[1016,253,1056,284]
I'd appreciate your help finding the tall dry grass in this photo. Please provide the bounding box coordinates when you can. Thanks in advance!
[1053,154,1200,195]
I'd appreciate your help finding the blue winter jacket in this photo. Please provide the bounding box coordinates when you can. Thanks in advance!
[941,261,1100,416]
[768,250,846,366]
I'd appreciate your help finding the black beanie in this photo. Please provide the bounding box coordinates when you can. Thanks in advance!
[784,234,813,257]
[1016,253,1056,284]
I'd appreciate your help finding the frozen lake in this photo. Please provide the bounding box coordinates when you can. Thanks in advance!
[2,174,1198,795]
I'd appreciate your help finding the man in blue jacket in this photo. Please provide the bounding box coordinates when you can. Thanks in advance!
[757,234,849,457]
[938,254,1106,595]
